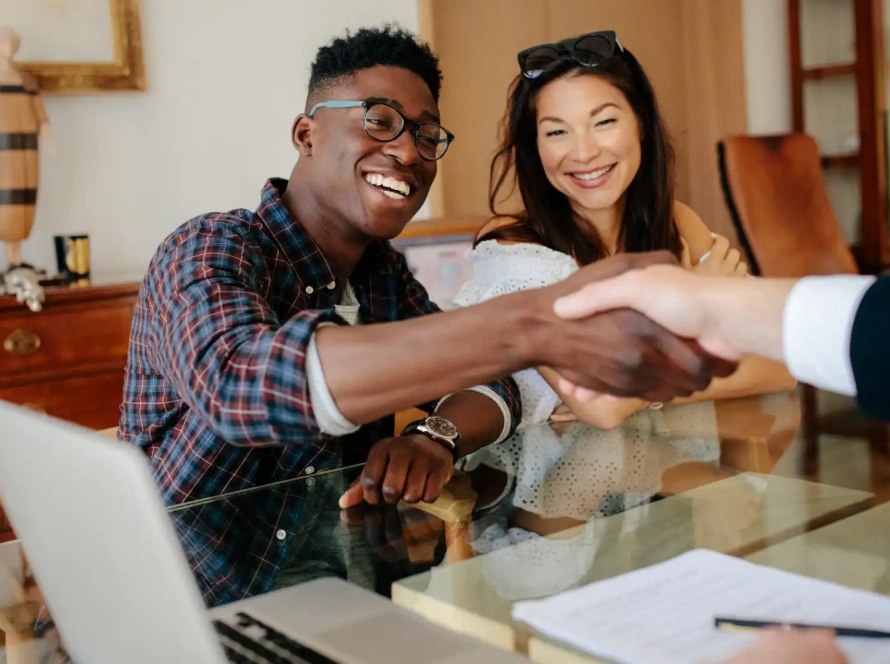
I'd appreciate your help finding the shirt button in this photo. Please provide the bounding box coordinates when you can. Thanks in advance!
[305,465,316,475]
[305,286,314,295]
[327,281,336,290]
[306,477,316,487]
[275,529,287,541]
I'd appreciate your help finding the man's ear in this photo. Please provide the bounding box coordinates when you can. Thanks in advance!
[292,114,314,156]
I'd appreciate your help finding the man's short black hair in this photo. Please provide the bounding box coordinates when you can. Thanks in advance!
[308,24,442,106]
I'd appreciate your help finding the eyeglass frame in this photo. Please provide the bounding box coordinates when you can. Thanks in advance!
[517,30,624,79]
[307,100,455,161]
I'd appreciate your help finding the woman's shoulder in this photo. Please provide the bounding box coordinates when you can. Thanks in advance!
[476,216,525,245]
[470,238,576,265]
[470,225,573,266]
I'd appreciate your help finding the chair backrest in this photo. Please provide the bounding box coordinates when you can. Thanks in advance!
[718,133,859,278]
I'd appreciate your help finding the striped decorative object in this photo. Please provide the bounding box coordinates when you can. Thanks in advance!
[0,76,45,266]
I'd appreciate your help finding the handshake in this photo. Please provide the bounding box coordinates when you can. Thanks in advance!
[539,250,767,402]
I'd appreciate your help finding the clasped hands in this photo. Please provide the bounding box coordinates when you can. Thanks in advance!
[340,250,739,512]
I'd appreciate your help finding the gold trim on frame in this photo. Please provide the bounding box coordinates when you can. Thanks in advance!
[14,0,145,95]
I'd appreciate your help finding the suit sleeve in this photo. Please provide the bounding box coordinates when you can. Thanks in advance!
[850,274,890,421]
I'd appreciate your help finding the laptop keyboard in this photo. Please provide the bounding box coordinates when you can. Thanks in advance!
[213,611,339,664]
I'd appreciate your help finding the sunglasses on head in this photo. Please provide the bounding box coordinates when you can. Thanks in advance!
[517,30,623,79]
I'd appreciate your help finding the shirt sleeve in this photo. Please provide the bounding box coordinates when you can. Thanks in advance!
[306,325,361,436]
[147,223,339,446]
[782,274,876,396]
[387,243,522,440]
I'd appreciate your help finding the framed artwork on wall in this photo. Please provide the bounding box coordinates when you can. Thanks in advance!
[0,0,145,94]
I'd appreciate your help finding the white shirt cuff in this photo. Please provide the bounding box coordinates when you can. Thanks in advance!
[435,386,513,444]
[306,327,361,436]
[782,275,875,396]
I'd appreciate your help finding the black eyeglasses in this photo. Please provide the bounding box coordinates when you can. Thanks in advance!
[307,100,454,161]
[518,31,623,79]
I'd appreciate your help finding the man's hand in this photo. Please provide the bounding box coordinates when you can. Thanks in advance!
[554,264,740,360]
[531,252,738,403]
[339,435,453,509]
[722,630,847,664]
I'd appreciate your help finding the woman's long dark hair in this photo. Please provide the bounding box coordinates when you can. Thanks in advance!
[484,48,681,265]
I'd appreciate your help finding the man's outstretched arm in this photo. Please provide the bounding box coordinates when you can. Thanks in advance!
[316,252,737,426]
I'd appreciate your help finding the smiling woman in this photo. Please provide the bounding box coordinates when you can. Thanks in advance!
[451,29,797,431]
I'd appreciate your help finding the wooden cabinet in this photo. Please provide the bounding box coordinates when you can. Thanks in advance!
[0,276,140,541]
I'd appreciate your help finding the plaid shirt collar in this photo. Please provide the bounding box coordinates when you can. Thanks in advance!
[257,178,395,284]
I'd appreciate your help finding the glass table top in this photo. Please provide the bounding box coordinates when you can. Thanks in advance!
[1,390,887,663]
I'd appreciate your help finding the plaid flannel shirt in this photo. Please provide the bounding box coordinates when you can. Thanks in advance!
[120,178,521,511]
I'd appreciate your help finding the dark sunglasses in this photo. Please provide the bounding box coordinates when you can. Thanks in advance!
[517,30,623,79]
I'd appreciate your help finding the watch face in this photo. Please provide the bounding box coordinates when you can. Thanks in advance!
[425,416,458,439]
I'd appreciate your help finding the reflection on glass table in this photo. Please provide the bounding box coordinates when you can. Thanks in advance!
[1,391,883,662]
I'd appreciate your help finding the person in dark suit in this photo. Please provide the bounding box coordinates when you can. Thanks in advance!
[551,263,889,663]
[552,265,888,422]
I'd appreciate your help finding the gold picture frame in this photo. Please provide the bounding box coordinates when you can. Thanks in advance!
[11,0,145,95]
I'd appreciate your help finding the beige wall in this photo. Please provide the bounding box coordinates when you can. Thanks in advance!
[4,0,425,275]
[422,0,749,240]
[743,0,793,135]
[6,0,793,275]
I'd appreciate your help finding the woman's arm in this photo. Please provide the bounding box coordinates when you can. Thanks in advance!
[670,356,798,404]
[672,202,798,402]
[538,365,649,429]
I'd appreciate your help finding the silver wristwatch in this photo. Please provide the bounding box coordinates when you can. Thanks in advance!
[401,416,461,459]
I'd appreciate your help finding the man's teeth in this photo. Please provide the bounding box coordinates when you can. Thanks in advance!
[573,165,614,181]
[364,173,410,198]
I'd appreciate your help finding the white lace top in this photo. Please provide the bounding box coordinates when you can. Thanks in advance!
[452,240,579,428]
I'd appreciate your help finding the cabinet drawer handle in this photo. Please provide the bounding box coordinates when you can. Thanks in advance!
[3,329,41,356]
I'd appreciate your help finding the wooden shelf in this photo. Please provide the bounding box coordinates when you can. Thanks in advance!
[396,216,487,240]
[821,153,859,168]
[802,63,856,80]
[788,0,887,270]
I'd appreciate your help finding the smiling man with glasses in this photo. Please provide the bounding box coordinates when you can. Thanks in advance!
[119,25,736,593]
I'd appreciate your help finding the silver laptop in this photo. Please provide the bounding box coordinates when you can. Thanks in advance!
[0,401,526,664]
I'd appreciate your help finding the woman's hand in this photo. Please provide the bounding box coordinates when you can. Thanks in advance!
[549,403,579,423]
[681,235,747,277]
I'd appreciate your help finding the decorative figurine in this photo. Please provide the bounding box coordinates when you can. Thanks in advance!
[0,265,45,311]
[0,25,55,311]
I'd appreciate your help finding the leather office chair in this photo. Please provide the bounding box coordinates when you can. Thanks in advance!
[717,133,887,472]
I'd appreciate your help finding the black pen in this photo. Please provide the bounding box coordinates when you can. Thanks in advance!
[714,616,890,639]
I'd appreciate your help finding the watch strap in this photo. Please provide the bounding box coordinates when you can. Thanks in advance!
[401,419,459,461]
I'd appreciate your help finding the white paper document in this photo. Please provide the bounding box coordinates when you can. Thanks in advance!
[512,548,890,664]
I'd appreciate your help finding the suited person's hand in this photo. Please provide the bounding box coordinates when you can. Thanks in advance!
[530,252,738,403]
[554,263,741,363]
[722,630,847,664]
